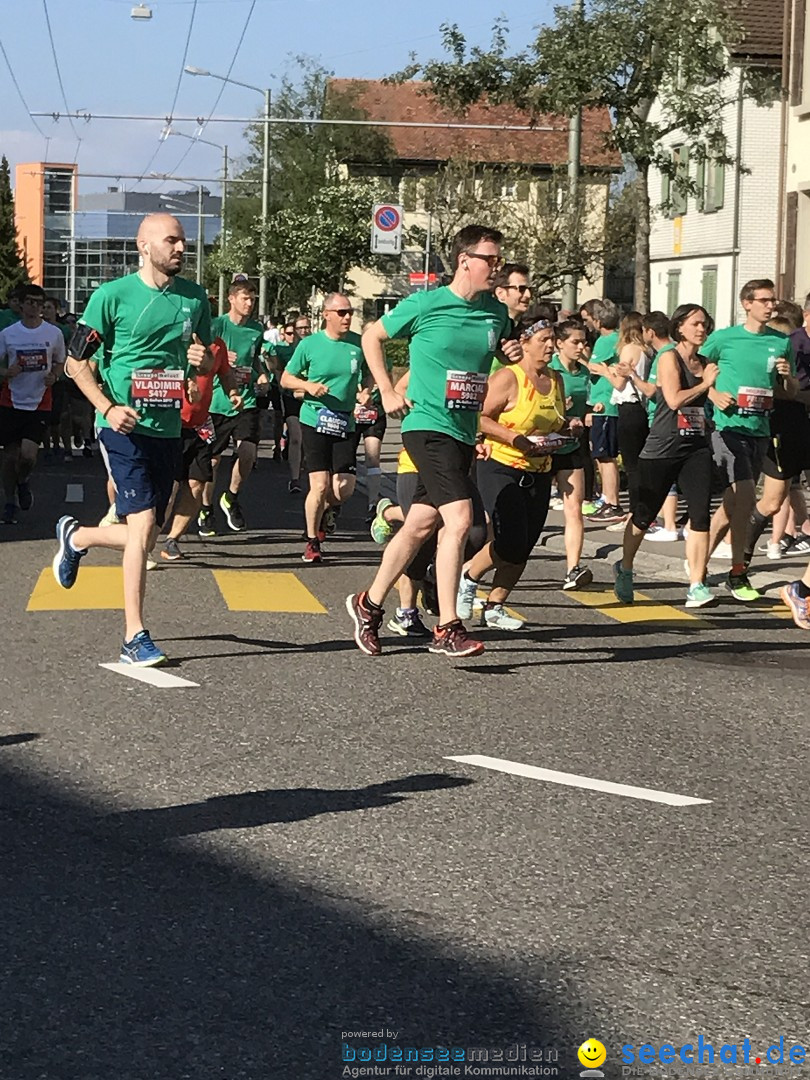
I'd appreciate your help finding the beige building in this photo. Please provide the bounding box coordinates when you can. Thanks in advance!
[780,0,810,302]
[328,79,621,318]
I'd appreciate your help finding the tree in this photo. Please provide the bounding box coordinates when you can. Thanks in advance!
[395,4,779,310]
[0,156,28,300]
[210,59,395,312]
[411,157,608,296]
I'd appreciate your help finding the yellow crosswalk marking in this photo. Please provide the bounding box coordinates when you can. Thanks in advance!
[213,570,327,613]
[27,566,124,611]
[567,588,703,625]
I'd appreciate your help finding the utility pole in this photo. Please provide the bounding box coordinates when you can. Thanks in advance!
[259,88,271,318]
[196,184,204,285]
[561,0,584,313]
[423,211,433,291]
[218,144,228,313]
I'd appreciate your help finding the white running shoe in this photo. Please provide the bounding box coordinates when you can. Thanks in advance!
[645,527,680,542]
[483,604,524,631]
[711,541,733,561]
[456,573,478,620]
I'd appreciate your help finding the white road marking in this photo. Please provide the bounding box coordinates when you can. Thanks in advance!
[99,663,199,688]
[65,484,84,503]
[445,754,712,806]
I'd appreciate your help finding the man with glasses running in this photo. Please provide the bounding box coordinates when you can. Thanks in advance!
[346,224,521,658]
[703,278,798,601]
[281,294,370,563]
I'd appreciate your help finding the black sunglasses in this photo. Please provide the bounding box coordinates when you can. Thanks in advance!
[504,284,532,295]
[326,308,353,317]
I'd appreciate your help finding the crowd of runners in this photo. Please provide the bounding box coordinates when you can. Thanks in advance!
[2,212,810,665]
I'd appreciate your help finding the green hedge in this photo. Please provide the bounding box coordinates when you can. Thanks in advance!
[385,339,410,368]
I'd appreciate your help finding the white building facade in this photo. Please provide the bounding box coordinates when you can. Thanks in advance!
[781,0,810,303]
[648,70,782,329]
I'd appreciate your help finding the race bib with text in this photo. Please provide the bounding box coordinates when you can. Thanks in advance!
[315,407,350,438]
[677,407,706,436]
[736,386,773,416]
[16,348,48,372]
[445,370,488,411]
[131,368,184,409]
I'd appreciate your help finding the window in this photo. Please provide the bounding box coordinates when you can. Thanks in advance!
[666,270,681,314]
[701,266,718,321]
[696,146,725,214]
[501,179,517,198]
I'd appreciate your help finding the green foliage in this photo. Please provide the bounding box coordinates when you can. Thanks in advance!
[0,156,28,300]
[383,338,410,367]
[393,2,780,308]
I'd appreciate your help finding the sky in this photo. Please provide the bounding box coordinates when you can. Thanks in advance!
[1,0,552,195]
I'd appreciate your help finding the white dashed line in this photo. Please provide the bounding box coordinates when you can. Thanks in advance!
[445,755,712,806]
[99,663,199,688]
[65,484,84,503]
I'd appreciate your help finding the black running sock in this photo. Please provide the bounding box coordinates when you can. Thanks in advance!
[796,580,810,599]
[364,593,383,612]
[201,504,213,512]
[743,507,770,563]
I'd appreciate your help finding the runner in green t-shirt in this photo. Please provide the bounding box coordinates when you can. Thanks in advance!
[346,223,521,659]
[700,278,799,602]
[282,292,371,563]
[549,319,594,591]
[582,300,622,520]
[51,213,215,668]
[198,281,266,534]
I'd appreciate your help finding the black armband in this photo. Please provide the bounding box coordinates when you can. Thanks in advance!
[68,324,103,361]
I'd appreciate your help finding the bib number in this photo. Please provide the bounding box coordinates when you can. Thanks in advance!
[315,407,350,438]
[131,368,184,409]
[737,386,773,416]
[445,370,488,411]
[354,404,379,424]
[233,365,253,387]
[195,416,216,443]
[677,407,706,436]
[16,348,48,372]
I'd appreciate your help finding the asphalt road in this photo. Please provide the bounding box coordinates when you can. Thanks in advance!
[1,444,808,1080]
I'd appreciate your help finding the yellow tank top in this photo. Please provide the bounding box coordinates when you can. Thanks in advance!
[397,447,417,474]
[485,367,564,473]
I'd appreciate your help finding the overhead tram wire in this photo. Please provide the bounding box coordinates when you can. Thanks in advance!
[155,0,257,188]
[42,0,83,161]
[135,0,199,182]
[0,36,49,147]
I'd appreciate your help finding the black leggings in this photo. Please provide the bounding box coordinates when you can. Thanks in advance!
[397,472,487,581]
[632,449,713,533]
[617,401,649,513]
[477,458,552,565]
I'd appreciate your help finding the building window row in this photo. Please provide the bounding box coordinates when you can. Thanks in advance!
[661,143,725,218]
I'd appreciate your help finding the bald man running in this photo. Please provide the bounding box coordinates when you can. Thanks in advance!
[52,213,214,666]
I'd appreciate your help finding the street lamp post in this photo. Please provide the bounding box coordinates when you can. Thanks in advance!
[185,66,272,316]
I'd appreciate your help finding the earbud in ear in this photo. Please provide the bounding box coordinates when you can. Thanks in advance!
[144,244,151,255]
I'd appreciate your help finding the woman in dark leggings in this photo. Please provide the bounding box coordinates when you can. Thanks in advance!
[457,317,583,630]
[613,304,719,608]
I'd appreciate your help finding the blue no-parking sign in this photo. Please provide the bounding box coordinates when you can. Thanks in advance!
[371,203,404,254]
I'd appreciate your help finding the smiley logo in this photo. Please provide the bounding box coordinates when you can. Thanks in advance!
[578,1039,607,1069]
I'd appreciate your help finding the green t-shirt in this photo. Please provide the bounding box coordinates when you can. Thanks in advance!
[210,314,264,415]
[382,286,511,445]
[0,309,18,332]
[265,340,296,386]
[81,273,212,438]
[285,330,366,432]
[702,325,794,437]
[646,342,677,422]
[549,353,589,457]
[587,330,619,418]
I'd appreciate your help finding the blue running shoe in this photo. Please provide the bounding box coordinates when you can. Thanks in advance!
[120,629,167,666]
[52,515,86,589]
[613,558,635,604]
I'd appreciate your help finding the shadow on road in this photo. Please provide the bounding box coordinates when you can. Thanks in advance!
[0,761,587,1079]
